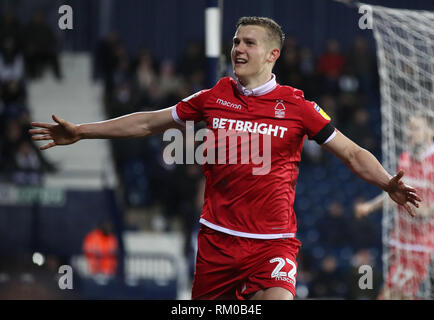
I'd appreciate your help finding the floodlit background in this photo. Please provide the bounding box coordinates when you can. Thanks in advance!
[0,0,432,299]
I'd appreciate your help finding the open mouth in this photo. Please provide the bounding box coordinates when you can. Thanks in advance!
[234,58,248,65]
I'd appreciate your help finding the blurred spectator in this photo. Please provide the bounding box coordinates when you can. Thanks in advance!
[177,41,205,80]
[317,39,346,78]
[297,46,319,98]
[159,59,182,97]
[112,53,131,87]
[135,48,157,94]
[276,39,300,84]
[319,94,338,122]
[83,220,118,276]
[106,81,137,118]
[0,37,24,83]
[11,140,44,185]
[317,201,352,248]
[3,118,26,164]
[276,40,316,97]
[144,81,169,108]
[1,113,55,184]
[94,31,122,82]
[336,91,362,129]
[346,36,376,93]
[310,254,347,298]
[0,79,27,118]
[350,198,381,249]
[22,10,62,79]
[281,35,299,57]
[188,69,206,93]
[221,42,236,79]
[295,250,315,292]
[345,108,377,151]
[317,39,346,93]
[299,47,315,77]
[0,12,23,51]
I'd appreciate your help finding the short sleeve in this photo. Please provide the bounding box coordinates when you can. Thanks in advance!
[300,100,335,144]
[173,89,211,124]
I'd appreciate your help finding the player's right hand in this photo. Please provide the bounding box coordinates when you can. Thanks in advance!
[29,114,80,150]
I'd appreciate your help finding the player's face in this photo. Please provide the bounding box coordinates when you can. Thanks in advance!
[231,25,277,84]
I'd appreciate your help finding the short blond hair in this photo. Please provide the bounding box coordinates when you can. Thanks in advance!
[236,16,285,50]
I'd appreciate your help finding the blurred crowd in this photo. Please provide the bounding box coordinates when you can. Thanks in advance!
[0,9,385,299]
[0,10,59,185]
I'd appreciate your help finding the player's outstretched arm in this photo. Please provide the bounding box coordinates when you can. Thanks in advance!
[322,131,422,217]
[29,106,179,150]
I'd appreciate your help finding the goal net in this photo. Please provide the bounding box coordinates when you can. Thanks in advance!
[369,4,434,299]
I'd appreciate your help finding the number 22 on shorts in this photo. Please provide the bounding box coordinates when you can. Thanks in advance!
[269,257,297,285]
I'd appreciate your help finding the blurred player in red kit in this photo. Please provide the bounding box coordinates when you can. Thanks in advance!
[29,17,421,300]
[355,115,433,299]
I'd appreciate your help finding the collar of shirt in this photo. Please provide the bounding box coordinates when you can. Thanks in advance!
[236,74,277,96]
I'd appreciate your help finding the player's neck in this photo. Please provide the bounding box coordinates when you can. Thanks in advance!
[238,72,274,91]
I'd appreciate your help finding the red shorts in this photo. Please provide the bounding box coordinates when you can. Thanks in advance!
[386,247,432,297]
[191,225,301,300]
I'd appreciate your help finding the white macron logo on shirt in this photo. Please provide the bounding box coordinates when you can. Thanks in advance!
[216,98,242,110]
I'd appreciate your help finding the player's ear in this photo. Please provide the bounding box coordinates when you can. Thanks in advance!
[267,47,280,64]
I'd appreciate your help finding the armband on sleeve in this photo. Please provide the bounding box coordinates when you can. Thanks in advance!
[313,123,336,144]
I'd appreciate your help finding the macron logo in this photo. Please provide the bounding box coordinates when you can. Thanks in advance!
[216,98,242,110]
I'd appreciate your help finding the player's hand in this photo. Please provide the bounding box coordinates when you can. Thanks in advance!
[386,170,422,217]
[354,202,371,219]
[29,115,81,150]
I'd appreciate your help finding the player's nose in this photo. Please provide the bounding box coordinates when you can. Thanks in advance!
[233,50,247,62]
[233,43,246,54]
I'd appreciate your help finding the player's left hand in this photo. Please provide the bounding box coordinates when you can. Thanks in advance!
[386,170,422,217]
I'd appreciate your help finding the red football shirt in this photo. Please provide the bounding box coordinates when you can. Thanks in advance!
[389,144,434,252]
[172,75,335,239]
